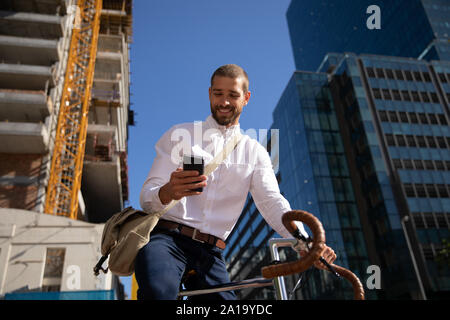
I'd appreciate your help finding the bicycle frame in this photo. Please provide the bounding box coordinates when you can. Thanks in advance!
[178,210,365,300]
[178,238,298,300]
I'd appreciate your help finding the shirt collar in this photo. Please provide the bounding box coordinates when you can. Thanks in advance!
[205,114,241,136]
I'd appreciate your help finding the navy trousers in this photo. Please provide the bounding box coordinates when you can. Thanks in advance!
[134,228,236,300]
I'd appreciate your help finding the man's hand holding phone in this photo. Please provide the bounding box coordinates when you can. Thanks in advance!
[158,156,206,205]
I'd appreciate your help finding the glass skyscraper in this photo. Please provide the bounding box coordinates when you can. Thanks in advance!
[225,53,450,299]
[287,0,450,71]
[224,0,450,300]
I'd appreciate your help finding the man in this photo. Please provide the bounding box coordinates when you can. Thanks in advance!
[137,64,336,300]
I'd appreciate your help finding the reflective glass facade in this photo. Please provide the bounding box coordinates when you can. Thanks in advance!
[272,71,374,300]
[353,54,450,298]
[287,0,449,71]
[225,54,450,299]
[224,0,450,300]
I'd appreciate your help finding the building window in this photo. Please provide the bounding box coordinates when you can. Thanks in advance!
[376,68,385,78]
[437,137,447,148]
[392,159,450,171]
[396,135,406,147]
[413,213,449,229]
[399,112,408,122]
[428,113,438,124]
[406,135,416,147]
[426,136,437,148]
[422,246,434,260]
[386,134,395,146]
[435,160,445,170]
[424,215,436,229]
[438,114,448,125]
[418,113,428,124]
[430,92,439,103]
[42,248,66,292]
[436,213,448,228]
[410,113,419,123]
[386,69,394,79]
[416,136,426,148]
[367,67,375,78]
[393,158,402,169]
[403,159,414,169]
[413,71,422,82]
[424,160,435,170]
[426,184,438,198]
[372,88,381,99]
[422,72,431,82]
[420,91,430,102]
[395,70,405,80]
[413,214,425,228]
[401,90,411,101]
[416,184,427,197]
[437,184,449,198]
[414,159,424,170]
[404,184,415,197]
[379,110,388,122]
[405,70,414,81]
[388,111,399,122]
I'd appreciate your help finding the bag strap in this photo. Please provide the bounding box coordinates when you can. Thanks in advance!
[155,132,243,217]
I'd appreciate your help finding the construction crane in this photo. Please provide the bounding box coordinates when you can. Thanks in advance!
[44,0,102,220]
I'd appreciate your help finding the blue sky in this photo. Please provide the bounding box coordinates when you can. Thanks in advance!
[122,0,296,299]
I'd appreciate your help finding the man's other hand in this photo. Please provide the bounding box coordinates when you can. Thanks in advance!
[299,245,337,270]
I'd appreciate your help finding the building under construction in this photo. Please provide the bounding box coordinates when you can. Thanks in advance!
[0,0,133,299]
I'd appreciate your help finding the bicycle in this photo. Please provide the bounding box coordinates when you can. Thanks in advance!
[178,210,365,300]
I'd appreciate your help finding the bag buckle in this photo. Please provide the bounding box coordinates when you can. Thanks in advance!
[192,229,205,244]
[93,255,109,276]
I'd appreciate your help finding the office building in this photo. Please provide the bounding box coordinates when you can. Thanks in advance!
[224,0,450,300]
[226,51,450,299]
[286,0,450,71]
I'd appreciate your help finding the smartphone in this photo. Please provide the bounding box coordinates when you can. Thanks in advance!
[183,155,204,192]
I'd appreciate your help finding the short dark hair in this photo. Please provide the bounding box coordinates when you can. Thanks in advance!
[210,64,249,93]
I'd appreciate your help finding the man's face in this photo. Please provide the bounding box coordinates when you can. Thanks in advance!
[209,76,251,128]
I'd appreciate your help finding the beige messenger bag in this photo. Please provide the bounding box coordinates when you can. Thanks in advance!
[94,132,243,277]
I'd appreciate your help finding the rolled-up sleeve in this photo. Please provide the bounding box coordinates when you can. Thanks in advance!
[140,126,179,213]
[249,145,308,239]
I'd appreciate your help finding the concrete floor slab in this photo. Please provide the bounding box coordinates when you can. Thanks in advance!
[0,63,53,90]
[0,0,66,15]
[0,35,58,66]
[0,89,50,122]
[0,10,63,39]
[0,122,48,153]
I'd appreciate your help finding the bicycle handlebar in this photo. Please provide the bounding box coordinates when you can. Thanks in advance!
[260,210,365,300]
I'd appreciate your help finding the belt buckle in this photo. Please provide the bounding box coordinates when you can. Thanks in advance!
[192,229,205,244]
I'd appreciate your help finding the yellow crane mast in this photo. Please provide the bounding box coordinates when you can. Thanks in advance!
[44,0,102,220]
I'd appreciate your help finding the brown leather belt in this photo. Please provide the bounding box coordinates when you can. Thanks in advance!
[156,219,226,250]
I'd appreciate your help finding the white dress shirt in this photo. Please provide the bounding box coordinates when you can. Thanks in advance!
[140,114,307,241]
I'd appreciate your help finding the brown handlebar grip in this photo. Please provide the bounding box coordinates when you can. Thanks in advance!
[261,210,326,279]
[260,210,365,300]
[331,264,365,300]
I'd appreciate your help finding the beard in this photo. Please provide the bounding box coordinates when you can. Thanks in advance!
[210,103,241,127]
